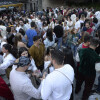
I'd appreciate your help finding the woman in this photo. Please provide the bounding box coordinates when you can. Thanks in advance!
[44,46,55,74]
[19,28,27,45]
[0,44,17,79]
[17,47,37,72]
[14,33,28,50]
[44,28,56,49]
[63,47,75,100]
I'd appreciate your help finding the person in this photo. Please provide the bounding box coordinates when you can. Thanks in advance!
[75,37,100,100]
[0,20,6,38]
[0,44,16,79]
[29,36,45,72]
[6,27,14,45]
[54,20,64,49]
[16,47,37,72]
[85,21,93,35]
[77,34,91,52]
[41,50,74,100]
[44,28,56,49]
[0,76,14,100]
[25,21,37,48]
[14,33,28,50]
[10,56,41,100]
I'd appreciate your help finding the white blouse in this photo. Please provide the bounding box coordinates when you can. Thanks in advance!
[44,34,56,48]
[0,53,16,75]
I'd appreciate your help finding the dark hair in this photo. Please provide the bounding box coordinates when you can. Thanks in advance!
[84,34,91,43]
[6,27,11,33]
[46,29,53,41]
[33,36,41,41]
[93,17,98,24]
[0,20,3,25]
[3,44,18,58]
[19,28,25,36]
[14,34,22,47]
[50,50,64,65]
[18,47,30,57]
[63,48,75,69]
[97,29,100,39]
[90,37,99,47]
[46,46,55,55]
[31,21,36,27]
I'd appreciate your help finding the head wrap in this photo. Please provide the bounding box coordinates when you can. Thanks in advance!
[17,56,31,67]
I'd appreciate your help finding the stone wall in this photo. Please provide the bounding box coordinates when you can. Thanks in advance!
[42,0,65,9]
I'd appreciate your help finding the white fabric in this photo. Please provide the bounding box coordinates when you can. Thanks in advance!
[49,21,55,29]
[10,67,41,100]
[0,25,6,38]
[95,63,100,72]
[44,34,56,48]
[71,14,76,23]
[44,61,54,73]
[0,53,16,75]
[75,20,80,30]
[24,23,31,31]
[41,64,74,100]
[75,53,80,62]
[28,59,37,71]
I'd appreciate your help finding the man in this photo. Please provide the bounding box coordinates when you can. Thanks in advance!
[10,56,41,100]
[75,37,100,100]
[26,21,37,47]
[54,20,64,49]
[77,33,91,52]
[29,36,45,72]
[41,50,74,100]
[85,21,93,35]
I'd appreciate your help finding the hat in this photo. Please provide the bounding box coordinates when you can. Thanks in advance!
[17,56,31,67]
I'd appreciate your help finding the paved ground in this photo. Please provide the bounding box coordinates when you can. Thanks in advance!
[2,72,100,100]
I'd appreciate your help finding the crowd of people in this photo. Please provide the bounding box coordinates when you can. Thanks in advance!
[0,6,100,100]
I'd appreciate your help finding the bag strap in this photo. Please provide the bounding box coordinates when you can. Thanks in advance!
[55,70,73,85]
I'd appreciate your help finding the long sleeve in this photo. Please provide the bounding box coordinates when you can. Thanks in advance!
[41,76,52,100]
[22,81,41,99]
[0,54,16,70]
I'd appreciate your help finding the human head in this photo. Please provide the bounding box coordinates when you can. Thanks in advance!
[2,44,18,58]
[50,50,64,68]
[31,21,36,28]
[85,22,90,29]
[84,34,91,44]
[89,37,99,49]
[19,20,24,26]
[63,47,75,68]
[46,28,53,41]
[14,34,22,46]
[19,28,25,36]
[6,27,11,33]
[2,44,12,54]
[46,46,55,55]
[17,56,31,70]
[33,36,41,45]
[18,47,30,58]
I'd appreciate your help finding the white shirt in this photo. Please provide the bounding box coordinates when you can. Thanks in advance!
[28,59,37,71]
[0,53,16,75]
[10,67,41,100]
[41,64,74,100]
[44,34,56,48]
[0,25,6,38]
[75,20,81,30]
